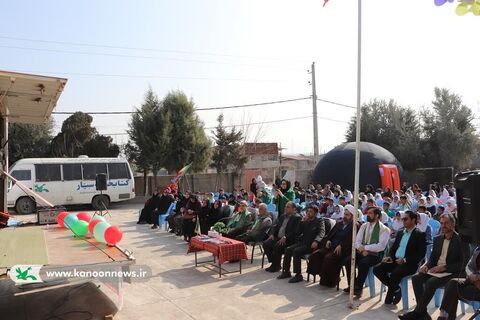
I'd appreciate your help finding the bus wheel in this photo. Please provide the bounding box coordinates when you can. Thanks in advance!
[15,197,36,214]
[92,195,110,210]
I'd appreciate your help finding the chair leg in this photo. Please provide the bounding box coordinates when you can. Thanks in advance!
[434,288,442,307]
[250,244,255,264]
[261,252,265,269]
[400,278,409,311]
[313,275,316,283]
[307,273,310,282]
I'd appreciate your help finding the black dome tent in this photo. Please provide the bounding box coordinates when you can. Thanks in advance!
[312,142,403,191]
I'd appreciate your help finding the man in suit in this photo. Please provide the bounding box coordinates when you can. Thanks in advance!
[277,205,325,283]
[437,247,480,320]
[374,210,427,305]
[399,213,469,320]
[262,201,301,273]
[307,204,360,287]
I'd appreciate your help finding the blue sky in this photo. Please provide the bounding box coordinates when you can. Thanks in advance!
[1,0,479,154]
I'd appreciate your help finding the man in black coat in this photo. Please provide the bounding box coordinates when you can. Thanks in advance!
[399,213,470,320]
[278,205,325,283]
[262,201,301,273]
[373,210,426,305]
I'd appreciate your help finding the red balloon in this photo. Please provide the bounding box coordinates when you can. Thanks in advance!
[76,212,91,222]
[104,226,123,245]
[88,219,104,234]
[57,211,70,228]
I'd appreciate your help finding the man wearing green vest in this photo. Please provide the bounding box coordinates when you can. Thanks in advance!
[343,206,390,297]
[273,179,295,217]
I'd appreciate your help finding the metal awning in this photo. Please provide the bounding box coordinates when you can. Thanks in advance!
[0,70,67,124]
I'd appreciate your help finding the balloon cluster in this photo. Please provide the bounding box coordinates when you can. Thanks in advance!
[56,211,123,246]
[435,0,480,16]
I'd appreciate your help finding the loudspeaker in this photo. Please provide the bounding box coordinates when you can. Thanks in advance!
[96,173,107,191]
[455,170,480,244]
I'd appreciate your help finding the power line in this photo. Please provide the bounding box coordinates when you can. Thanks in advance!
[0,45,303,70]
[8,69,301,83]
[0,35,309,63]
[317,98,355,109]
[52,97,311,115]
[98,114,348,136]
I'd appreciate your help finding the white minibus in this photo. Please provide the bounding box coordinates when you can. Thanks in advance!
[7,157,135,214]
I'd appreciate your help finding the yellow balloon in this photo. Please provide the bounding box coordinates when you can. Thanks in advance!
[456,3,470,16]
[472,2,480,15]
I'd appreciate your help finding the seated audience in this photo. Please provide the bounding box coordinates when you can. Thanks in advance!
[225,200,249,239]
[436,246,480,320]
[151,187,175,230]
[399,213,469,320]
[373,211,426,305]
[278,205,325,283]
[262,202,301,273]
[182,194,201,242]
[344,207,390,297]
[308,204,359,287]
[137,186,161,224]
[236,203,272,243]
[273,179,296,218]
[330,204,344,221]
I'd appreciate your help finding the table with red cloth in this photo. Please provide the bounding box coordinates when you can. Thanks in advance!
[187,235,248,277]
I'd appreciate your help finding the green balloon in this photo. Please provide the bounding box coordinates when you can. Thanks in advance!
[93,221,111,243]
[71,220,89,236]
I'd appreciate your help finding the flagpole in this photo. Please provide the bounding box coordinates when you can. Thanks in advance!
[348,0,362,308]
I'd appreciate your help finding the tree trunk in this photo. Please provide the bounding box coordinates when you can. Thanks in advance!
[143,169,147,196]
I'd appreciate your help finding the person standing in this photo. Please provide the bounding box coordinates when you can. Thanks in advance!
[373,211,426,305]
[273,179,295,218]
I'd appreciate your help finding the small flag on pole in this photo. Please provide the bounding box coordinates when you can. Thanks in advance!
[171,163,193,184]
[323,0,330,7]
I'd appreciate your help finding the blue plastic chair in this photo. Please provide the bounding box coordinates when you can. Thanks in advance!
[159,201,176,229]
[379,274,414,310]
[434,288,474,318]
[365,267,376,297]
[428,219,441,237]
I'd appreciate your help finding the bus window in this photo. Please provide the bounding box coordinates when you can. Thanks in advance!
[11,170,31,181]
[35,164,61,182]
[82,163,107,180]
[63,164,82,181]
[108,163,130,179]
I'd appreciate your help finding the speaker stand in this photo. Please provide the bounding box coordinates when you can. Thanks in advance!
[94,190,111,218]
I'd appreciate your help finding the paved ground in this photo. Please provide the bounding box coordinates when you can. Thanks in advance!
[9,202,480,320]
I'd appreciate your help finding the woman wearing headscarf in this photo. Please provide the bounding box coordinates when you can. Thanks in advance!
[439,188,450,204]
[390,195,400,211]
[445,198,457,216]
[208,200,222,228]
[250,178,257,195]
[417,212,433,244]
[199,198,212,235]
[331,204,345,221]
[375,193,384,207]
[273,179,295,217]
[426,196,437,215]
[344,190,353,204]
[182,194,202,242]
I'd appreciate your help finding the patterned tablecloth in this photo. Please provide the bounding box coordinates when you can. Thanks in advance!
[187,236,248,265]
